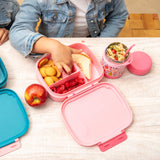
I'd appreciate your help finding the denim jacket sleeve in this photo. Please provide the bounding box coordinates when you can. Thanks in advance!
[0,0,19,29]
[100,0,128,37]
[9,0,44,56]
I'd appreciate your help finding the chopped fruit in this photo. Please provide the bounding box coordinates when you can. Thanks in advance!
[52,77,85,94]
[64,81,70,88]
[69,80,78,87]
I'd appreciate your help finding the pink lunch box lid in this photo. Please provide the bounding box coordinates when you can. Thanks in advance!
[127,51,152,76]
[61,82,133,151]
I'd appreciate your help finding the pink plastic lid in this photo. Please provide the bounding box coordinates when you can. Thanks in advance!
[61,82,133,151]
[127,51,152,75]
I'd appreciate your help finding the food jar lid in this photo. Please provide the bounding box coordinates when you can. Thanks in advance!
[127,51,152,76]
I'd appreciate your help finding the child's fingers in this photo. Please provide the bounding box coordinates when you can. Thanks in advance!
[61,63,72,74]
[0,29,9,45]
[0,29,4,45]
[3,35,9,43]
[55,63,63,73]
[55,62,72,75]
[71,48,82,54]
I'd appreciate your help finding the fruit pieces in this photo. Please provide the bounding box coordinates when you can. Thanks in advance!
[51,77,85,94]
[38,58,61,86]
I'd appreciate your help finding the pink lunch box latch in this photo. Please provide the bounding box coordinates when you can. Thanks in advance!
[98,131,127,152]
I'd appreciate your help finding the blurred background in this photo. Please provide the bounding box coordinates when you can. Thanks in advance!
[17,0,160,37]
[125,0,160,18]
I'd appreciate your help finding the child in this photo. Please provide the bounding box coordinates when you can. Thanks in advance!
[0,0,19,45]
[10,0,128,74]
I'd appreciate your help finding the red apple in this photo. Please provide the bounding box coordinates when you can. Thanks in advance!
[24,84,48,107]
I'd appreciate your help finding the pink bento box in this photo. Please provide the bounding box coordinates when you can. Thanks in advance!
[35,43,133,151]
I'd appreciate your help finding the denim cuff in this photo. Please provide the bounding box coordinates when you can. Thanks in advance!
[25,33,44,57]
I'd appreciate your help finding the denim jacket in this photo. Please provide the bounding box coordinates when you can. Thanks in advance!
[10,0,128,56]
[0,0,19,29]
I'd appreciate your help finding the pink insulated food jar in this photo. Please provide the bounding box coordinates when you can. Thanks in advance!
[101,42,133,79]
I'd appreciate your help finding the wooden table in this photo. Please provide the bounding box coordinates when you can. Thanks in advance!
[0,38,160,160]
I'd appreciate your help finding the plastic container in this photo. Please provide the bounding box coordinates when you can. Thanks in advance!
[101,42,133,79]
[127,51,152,75]
[36,43,133,151]
[0,58,29,157]
[101,43,152,79]
[36,43,104,102]
[0,58,8,88]
[61,82,133,151]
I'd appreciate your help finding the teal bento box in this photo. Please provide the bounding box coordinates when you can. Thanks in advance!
[0,58,29,156]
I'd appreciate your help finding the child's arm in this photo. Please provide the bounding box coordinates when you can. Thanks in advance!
[0,28,9,45]
[32,37,81,74]
[9,0,81,74]
[100,0,128,37]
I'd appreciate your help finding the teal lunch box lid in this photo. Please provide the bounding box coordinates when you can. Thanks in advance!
[0,58,8,88]
[0,88,29,157]
[0,58,29,156]
[0,89,29,149]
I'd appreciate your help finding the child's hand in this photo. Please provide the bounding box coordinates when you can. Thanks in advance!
[50,42,81,74]
[0,28,9,45]
[32,37,82,74]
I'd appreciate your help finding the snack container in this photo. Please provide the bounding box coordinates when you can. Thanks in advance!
[101,42,133,79]
[0,58,29,157]
[36,43,104,102]
[36,43,133,151]
[0,58,8,88]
